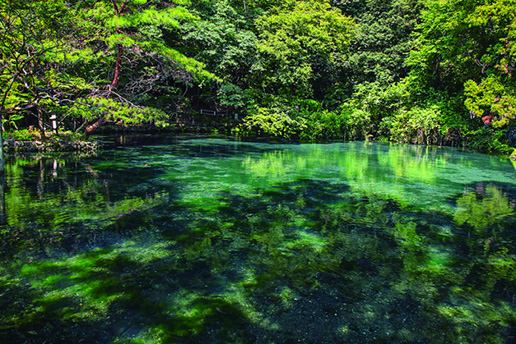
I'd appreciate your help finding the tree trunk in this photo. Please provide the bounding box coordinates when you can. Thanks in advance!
[85,114,106,139]
[0,173,6,225]
[110,44,123,93]
[36,106,46,140]
[0,112,4,173]
[87,1,125,137]
[85,43,122,139]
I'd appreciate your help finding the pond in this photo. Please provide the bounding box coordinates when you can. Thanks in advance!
[1,136,516,343]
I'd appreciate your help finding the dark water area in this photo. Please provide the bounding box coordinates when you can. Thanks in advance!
[1,136,516,343]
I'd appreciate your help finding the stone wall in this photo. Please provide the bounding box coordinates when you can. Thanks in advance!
[3,139,100,153]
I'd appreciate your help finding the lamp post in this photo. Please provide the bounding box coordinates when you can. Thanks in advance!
[50,114,58,134]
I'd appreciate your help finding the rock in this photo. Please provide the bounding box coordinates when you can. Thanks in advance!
[509,149,516,169]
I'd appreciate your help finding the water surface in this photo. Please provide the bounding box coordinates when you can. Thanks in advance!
[1,137,516,343]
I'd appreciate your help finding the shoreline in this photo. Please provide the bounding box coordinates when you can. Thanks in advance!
[3,138,100,153]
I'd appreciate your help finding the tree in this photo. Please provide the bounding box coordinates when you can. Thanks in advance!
[408,0,516,127]
[0,0,218,143]
[0,0,77,169]
[465,76,516,127]
[463,0,516,127]
[179,0,259,112]
[253,0,355,101]
[67,0,219,136]
[339,0,422,87]
[324,0,424,143]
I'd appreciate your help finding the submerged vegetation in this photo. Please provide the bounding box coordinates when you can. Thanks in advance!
[1,0,516,158]
[1,138,516,343]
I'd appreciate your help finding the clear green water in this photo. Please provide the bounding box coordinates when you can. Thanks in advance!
[1,136,516,343]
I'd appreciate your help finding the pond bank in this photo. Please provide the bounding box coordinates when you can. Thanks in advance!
[3,138,99,153]
[1,124,234,154]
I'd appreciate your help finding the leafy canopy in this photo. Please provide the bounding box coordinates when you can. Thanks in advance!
[254,0,355,98]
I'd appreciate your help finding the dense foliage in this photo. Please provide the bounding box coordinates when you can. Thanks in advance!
[1,0,516,153]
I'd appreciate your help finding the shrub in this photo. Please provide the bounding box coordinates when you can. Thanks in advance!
[386,105,444,145]
[5,129,38,141]
[234,106,306,139]
[299,110,347,142]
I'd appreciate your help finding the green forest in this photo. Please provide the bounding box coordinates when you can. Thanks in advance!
[3,2,516,341]
[1,0,516,153]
